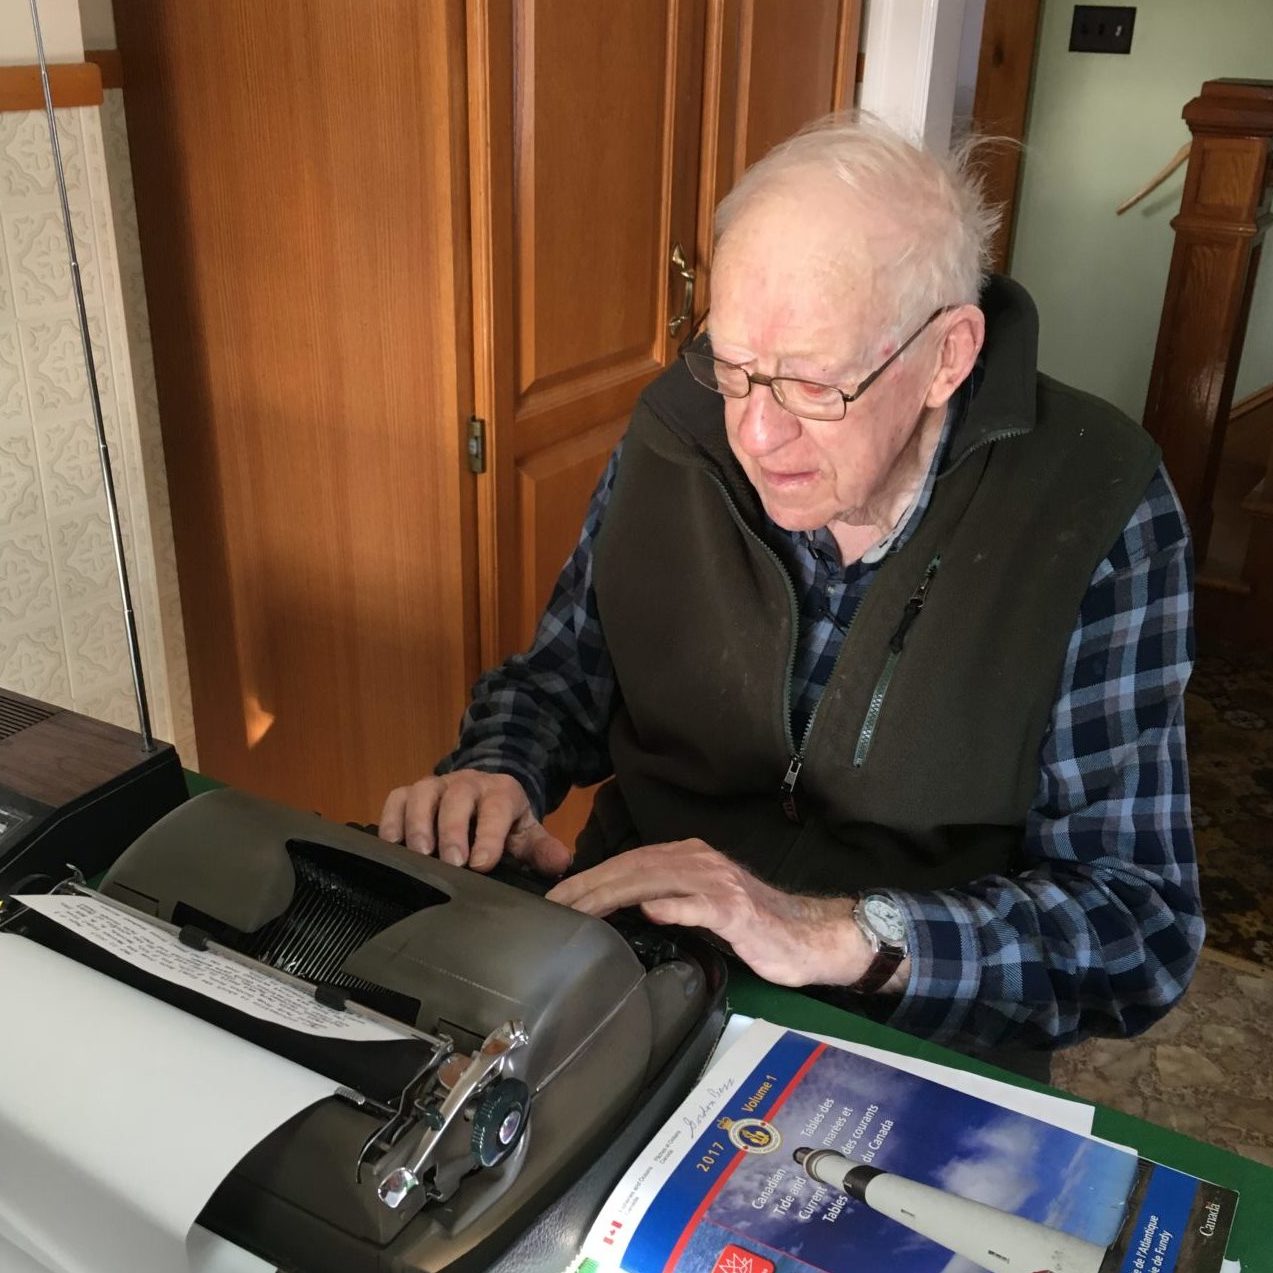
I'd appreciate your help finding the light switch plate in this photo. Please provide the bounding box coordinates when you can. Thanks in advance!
[1069,5,1136,54]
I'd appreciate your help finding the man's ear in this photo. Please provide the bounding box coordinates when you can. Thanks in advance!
[924,305,986,410]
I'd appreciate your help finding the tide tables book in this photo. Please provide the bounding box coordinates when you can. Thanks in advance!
[571,1020,1237,1273]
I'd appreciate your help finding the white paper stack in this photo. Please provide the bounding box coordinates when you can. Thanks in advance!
[0,932,338,1273]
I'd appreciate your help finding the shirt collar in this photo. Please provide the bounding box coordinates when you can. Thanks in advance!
[858,405,955,563]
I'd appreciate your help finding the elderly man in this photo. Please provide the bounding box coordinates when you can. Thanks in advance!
[380,114,1201,1072]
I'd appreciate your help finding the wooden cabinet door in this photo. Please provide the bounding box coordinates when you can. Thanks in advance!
[468,0,707,841]
[116,0,478,821]
[469,0,859,664]
[468,0,708,667]
[697,0,861,282]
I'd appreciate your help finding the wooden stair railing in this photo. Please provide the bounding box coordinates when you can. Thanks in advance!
[1236,389,1273,635]
[1143,80,1273,582]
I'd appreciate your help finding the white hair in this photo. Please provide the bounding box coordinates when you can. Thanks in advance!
[714,111,1003,347]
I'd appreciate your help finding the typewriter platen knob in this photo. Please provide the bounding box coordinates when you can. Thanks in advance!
[471,1078,530,1168]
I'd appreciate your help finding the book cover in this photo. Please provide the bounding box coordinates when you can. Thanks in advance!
[576,1021,1237,1273]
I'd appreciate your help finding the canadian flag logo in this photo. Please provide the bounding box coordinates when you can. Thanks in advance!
[599,1218,623,1247]
[712,1244,775,1273]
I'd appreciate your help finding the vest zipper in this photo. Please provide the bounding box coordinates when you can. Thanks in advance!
[944,425,1031,474]
[853,553,942,769]
[696,418,1027,820]
[707,476,815,824]
[710,474,886,824]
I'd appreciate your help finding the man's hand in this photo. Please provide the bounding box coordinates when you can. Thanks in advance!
[546,838,873,988]
[378,771,571,877]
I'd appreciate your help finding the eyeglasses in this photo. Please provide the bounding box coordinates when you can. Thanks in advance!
[680,306,952,422]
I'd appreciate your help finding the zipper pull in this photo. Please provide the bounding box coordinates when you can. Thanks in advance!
[889,555,941,654]
[779,755,802,824]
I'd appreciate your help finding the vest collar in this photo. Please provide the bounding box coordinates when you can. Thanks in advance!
[943,275,1040,471]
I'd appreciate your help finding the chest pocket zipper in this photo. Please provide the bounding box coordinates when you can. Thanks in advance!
[852,554,942,769]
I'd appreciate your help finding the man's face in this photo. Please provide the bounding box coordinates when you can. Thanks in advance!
[709,185,939,535]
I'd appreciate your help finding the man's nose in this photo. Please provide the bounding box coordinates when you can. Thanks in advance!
[733,382,801,455]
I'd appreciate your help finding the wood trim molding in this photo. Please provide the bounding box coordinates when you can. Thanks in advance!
[830,0,864,110]
[860,0,968,151]
[1142,79,1273,561]
[0,62,103,112]
[85,49,123,91]
[1232,382,1273,423]
[1225,382,1273,469]
[1184,78,1273,138]
[970,0,1042,274]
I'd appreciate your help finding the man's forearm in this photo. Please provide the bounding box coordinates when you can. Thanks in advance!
[793,894,911,994]
[440,447,623,817]
[439,649,616,818]
[883,857,1203,1052]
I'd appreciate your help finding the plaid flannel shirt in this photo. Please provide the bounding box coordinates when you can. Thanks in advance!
[442,432,1202,1054]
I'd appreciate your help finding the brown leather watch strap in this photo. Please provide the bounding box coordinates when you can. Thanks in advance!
[849,944,904,996]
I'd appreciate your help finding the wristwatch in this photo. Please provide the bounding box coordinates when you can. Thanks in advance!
[849,893,909,995]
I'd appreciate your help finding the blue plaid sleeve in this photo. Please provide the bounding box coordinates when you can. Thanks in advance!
[436,445,623,818]
[886,464,1203,1052]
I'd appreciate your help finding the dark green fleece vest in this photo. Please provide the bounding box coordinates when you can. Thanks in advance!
[577,278,1160,896]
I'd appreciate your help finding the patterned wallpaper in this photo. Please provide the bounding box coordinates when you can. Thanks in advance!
[0,93,195,763]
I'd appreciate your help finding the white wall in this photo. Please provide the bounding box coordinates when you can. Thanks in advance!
[1011,0,1273,420]
[952,0,986,129]
[77,0,113,50]
[0,0,195,754]
[0,0,83,64]
[860,0,971,151]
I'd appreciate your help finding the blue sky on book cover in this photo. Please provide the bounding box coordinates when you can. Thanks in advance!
[623,1030,1139,1273]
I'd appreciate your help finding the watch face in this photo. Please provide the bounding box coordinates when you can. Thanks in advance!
[862,895,907,946]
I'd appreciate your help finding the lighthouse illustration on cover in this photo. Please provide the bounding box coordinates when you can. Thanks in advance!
[794,1147,1107,1273]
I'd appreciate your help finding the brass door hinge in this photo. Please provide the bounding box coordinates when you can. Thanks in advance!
[466,416,487,474]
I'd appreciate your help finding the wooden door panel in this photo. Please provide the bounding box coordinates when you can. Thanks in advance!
[471,0,706,666]
[736,2,845,170]
[517,417,625,852]
[516,419,627,650]
[698,0,860,276]
[516,5,672,399]
[970,0,1042,273]
[545,784,601,856]
[116,0,476,820]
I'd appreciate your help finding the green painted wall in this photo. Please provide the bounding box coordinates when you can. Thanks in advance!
[1010,0,1273,421]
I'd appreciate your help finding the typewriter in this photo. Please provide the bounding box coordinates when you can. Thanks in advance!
[2,788,726,1273]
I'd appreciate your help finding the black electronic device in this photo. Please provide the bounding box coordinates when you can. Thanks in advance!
[0,688,187,890]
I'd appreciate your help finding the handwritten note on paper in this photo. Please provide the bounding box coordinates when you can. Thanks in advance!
[15,893,403,1043]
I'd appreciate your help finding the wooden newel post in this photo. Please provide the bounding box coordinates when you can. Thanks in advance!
[1142,80,1273,563]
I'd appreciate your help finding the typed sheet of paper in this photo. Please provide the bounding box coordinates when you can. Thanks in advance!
[0,934,336,1273]
[14,892,402,1043]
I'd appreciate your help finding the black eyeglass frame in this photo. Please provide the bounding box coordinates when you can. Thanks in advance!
[680,305,954,422]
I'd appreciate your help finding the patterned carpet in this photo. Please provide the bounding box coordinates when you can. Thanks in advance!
[1051,948,1273,1162]
[1187,642,1273,968]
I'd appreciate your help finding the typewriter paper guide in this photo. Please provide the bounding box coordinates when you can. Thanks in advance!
[0,934,338,1273]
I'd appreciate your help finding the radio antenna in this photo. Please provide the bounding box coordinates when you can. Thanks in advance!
[27,0,155,751]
